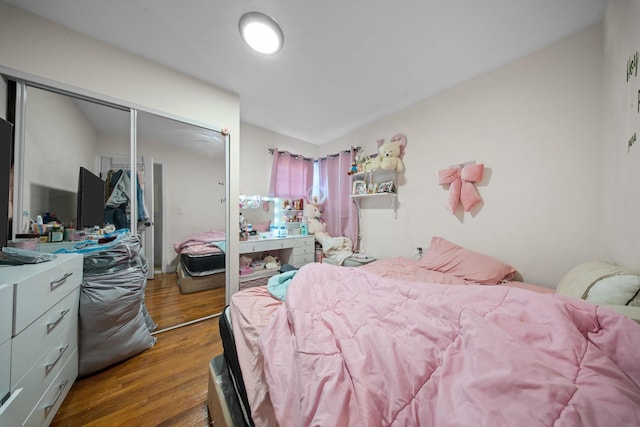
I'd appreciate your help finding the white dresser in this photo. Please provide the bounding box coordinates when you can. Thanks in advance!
[0,254,82,427]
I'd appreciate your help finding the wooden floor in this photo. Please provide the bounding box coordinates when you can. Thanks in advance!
[51,274,226,427]
[145,272,226,332]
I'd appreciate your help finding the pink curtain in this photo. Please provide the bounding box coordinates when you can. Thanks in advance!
[267,149,314,199]
[317,149,359,250]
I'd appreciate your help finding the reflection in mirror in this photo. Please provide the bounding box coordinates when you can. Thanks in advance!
[18,84,227,333]
[135,111,227,332]
[240,197,273,231]
[20,85,129,234]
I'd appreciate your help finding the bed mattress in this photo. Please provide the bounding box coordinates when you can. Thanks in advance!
[176,263,225,294]
[180,252,225,276]
[219,307,253,426]
[207,354,249,427]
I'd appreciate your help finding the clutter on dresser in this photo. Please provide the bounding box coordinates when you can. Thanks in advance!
[0,246,57,265]
[241,194,312,239]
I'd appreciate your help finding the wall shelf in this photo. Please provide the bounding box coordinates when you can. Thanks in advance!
[350,170,398,218]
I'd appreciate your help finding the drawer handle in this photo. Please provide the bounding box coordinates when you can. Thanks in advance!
[46,309,71,333]
[45,345,69,375]
[50,272,73,290]
[44,379,69,415]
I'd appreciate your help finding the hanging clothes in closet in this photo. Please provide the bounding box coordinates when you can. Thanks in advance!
[104,169,149,230]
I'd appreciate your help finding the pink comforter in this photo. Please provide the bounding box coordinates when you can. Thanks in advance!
[172,230,225,255]
[259,263,640,427]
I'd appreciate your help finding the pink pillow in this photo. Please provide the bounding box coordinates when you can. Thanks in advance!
[417,236,516,284]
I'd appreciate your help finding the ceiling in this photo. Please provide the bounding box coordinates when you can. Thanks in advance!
[6,0,608,145]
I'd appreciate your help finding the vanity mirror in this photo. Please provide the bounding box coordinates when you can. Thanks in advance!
[4,74,229,333]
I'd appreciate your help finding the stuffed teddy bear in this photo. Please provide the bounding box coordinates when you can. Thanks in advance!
[303,203,328,241]
[263,254,280,270]
[372,136,405,172]
[303,202,354,258]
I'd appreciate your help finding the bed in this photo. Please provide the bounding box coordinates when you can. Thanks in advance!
[173,230,226,294]
[211,237,640,427]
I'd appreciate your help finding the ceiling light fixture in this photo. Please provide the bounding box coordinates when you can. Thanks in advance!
[238,11,284,55]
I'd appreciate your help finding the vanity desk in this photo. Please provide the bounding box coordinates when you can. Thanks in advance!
[239,235,315,287]
[0,253,82,427]
[239,234,315,267]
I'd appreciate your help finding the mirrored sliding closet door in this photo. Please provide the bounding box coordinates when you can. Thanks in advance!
[6,76,229,334]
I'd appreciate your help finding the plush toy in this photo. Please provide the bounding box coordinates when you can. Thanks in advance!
[303,202,354,260]
[361,157,375,172]
[263,254,280,270]
[372,134,406,172]
[347,162,358,175]
[239,255,252,269]
[303,202,327,239]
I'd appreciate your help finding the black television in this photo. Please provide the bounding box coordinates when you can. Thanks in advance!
[76,167,105,229]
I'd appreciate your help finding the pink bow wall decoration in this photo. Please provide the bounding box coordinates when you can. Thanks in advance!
[438,163,485,213]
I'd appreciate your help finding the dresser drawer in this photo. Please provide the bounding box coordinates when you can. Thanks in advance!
[22,347,77,427]
[239,240,271,253]
[293,245,314,256]
[291,253,315,268]
[0,387,23,427]
[0,338,10,406]
[294,236,314,249]
[0,284,13,344]
[13,326,77,426]
[267,239,292,250]
[12,289,79,389]
[13,254,82,335]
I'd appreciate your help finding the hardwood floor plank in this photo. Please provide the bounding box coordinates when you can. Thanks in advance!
[145,273,226,331]
[52,273,226,426]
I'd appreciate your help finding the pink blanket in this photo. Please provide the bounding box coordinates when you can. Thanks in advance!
[259,263,640,427]
[172,230,225,255]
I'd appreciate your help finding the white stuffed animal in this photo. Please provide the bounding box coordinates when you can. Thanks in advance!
[371,133,407,172]
[303,202,354,261]
[303,203,327,237]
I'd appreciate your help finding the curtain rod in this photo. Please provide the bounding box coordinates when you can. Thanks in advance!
[268,146,361,160]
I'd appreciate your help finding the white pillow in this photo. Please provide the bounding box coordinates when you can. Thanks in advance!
[585,275,640,305]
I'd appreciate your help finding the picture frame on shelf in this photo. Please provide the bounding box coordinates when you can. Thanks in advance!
[367,182,378,194]
[352,180,367,195]
[376,180,395,193]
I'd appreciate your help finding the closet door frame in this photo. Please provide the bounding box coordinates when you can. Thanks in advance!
[3,65,231,310]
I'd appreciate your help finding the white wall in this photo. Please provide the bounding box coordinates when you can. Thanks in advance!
[23,88,98,195]
[22,88,98,227]
[0,2,241,294]
[323,24,604,287]
[600,0,640,271]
